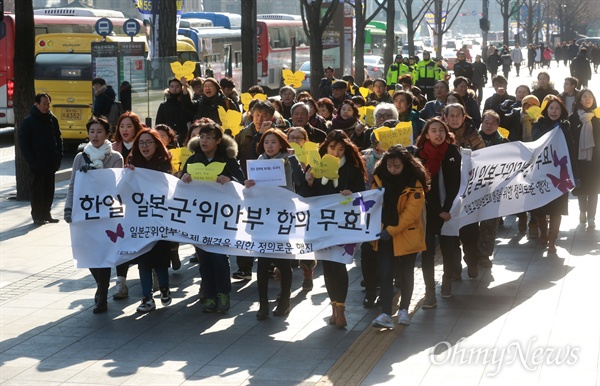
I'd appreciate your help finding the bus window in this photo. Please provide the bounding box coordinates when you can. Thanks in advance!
[270,27,280,48]
[34,53,93,80]
[234,51,241,68]
[279,27,291,48]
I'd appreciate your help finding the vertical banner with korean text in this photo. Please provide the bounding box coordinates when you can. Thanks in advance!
[441,128,574,235]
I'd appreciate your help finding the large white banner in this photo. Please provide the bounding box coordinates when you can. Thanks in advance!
[442,128,574,235]
[69,168,382,268]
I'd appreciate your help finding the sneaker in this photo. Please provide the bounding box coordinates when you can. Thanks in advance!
[160,287,172,307]
[479,256,492,268]
[216,293,230,314]
[202,298,217,313]
[397,309,410,325]
[422,291,437,309]
[372,313,394,329]
[232,270,252,280]
[189,253,199,263]
[112,280,128,300]
[441,279,452,298]
[137,298,155,313]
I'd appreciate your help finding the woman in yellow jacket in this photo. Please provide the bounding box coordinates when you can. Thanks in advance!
[371,145,430,328]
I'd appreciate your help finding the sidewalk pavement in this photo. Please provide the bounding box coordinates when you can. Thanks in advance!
[1,147,599,385]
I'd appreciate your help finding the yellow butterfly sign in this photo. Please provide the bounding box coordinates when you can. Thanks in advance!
[373,121,413,151]
[290,141,319,164]
[187,162,226,182]
[217,106,244,137]
[170,61,196,81]
[594,107,600,119]
[282,69,306,89]
[498,127,510,139]
[309,151,340,180]
[357,105,375,127]
[359,87,370,98]
[169,147,192,172]
[527,106,543,121]
[240,92,267,112]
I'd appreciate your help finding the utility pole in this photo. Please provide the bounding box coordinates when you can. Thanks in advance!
[481,0,489,61]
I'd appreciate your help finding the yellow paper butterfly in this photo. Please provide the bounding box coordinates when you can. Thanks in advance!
[498,127,510,139]
[594,107,600,119]
[240,92,267,112]
[388,90,395,97]
[186,162,226,182]
[373,121,413,151]
[169,147,192,172]
[217,106,244,137]
[357,105,376,126]
[170,61,196,81]
[359,87,370,98]
[282,69,306,89]
[527,106,543,121]
[290,141,319,165]
[309,150,340,180]
[339,197,352,205]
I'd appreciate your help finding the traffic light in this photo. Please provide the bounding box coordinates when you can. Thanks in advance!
[479,18,490,31]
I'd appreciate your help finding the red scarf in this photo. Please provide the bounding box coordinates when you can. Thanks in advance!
[420,140,448,176]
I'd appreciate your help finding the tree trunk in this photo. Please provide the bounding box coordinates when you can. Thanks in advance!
[384,0,395,73]
[14,0,36,201]
[241,0,257,92]
[405,0,415,56]
[503,1,509,46]
[354,0,366,86]
[158,0,177,58]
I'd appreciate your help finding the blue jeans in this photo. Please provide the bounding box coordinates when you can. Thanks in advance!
[377,239,417,315]
[197,247,231,299]
[139,266,168,299]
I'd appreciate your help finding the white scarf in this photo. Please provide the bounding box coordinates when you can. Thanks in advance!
[578,109,595,161]
[123,141,133,150]
[83,140,112,169]
[321,155,346,188]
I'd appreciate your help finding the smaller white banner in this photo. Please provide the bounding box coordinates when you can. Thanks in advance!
[246,159,287,186]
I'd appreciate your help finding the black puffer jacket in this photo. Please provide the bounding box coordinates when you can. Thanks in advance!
[156,91,195,146]
[93,84,116,118]
[18,105,63,174]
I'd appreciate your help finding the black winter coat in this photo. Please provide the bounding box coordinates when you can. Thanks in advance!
[92,85,116,118]
[156,92,195,146]
[18,105,63,174]
[183,92,240,124]
[569,111,600,195]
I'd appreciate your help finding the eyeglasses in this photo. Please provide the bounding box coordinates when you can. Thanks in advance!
[138,140,155,148]
[288,135,305,141]
[199,135,216,140]
[375,113,393,119]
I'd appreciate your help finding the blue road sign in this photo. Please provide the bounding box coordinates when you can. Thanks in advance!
[123,18,141,37]
[95,17,113,37]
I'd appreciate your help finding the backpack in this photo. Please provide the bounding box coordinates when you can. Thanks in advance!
[107,100,125,128]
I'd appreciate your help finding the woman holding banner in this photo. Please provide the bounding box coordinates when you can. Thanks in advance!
[415,118,462,304]
[127,128,175,313]
[569,90,600,231]
[181,121,245,314]
[302,130,367,328]
[64,117,124,314]
[531,95,578,253]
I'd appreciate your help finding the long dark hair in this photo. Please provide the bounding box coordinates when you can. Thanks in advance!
[113,111,143,143]
[128,128,172,173]
[541,95,569,121]
[319,130,366,180]
[573,89,597,112]
[374,145,430,191]
[256,128,291,155]
[415,117,456,148]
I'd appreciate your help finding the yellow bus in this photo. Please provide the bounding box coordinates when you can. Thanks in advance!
[34,33,198,144]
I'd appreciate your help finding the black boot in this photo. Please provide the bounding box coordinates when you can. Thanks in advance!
[256,300,269,320]
[273,298,291,316]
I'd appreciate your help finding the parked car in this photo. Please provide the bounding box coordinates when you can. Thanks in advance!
[298,61,311,91]
[363,55,385,79]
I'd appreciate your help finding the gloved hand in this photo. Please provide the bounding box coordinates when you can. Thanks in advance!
[64,208,72,224]
[79,163,92,173]
[377,229,391,241]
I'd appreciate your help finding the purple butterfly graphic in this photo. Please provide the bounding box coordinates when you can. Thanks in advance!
[352,196,376,212]
[341,244,356,256]
[546,150,574,194]
[105,223,124,243]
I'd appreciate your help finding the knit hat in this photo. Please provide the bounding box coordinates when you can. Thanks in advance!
[203,77,221,91]
[521,95,540,107]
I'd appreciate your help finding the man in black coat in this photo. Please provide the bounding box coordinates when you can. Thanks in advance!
[570,48,592,88]
[156,78,195,146]
[92,77,117,118]
[18,93,63,225]
[453,51,474,82]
